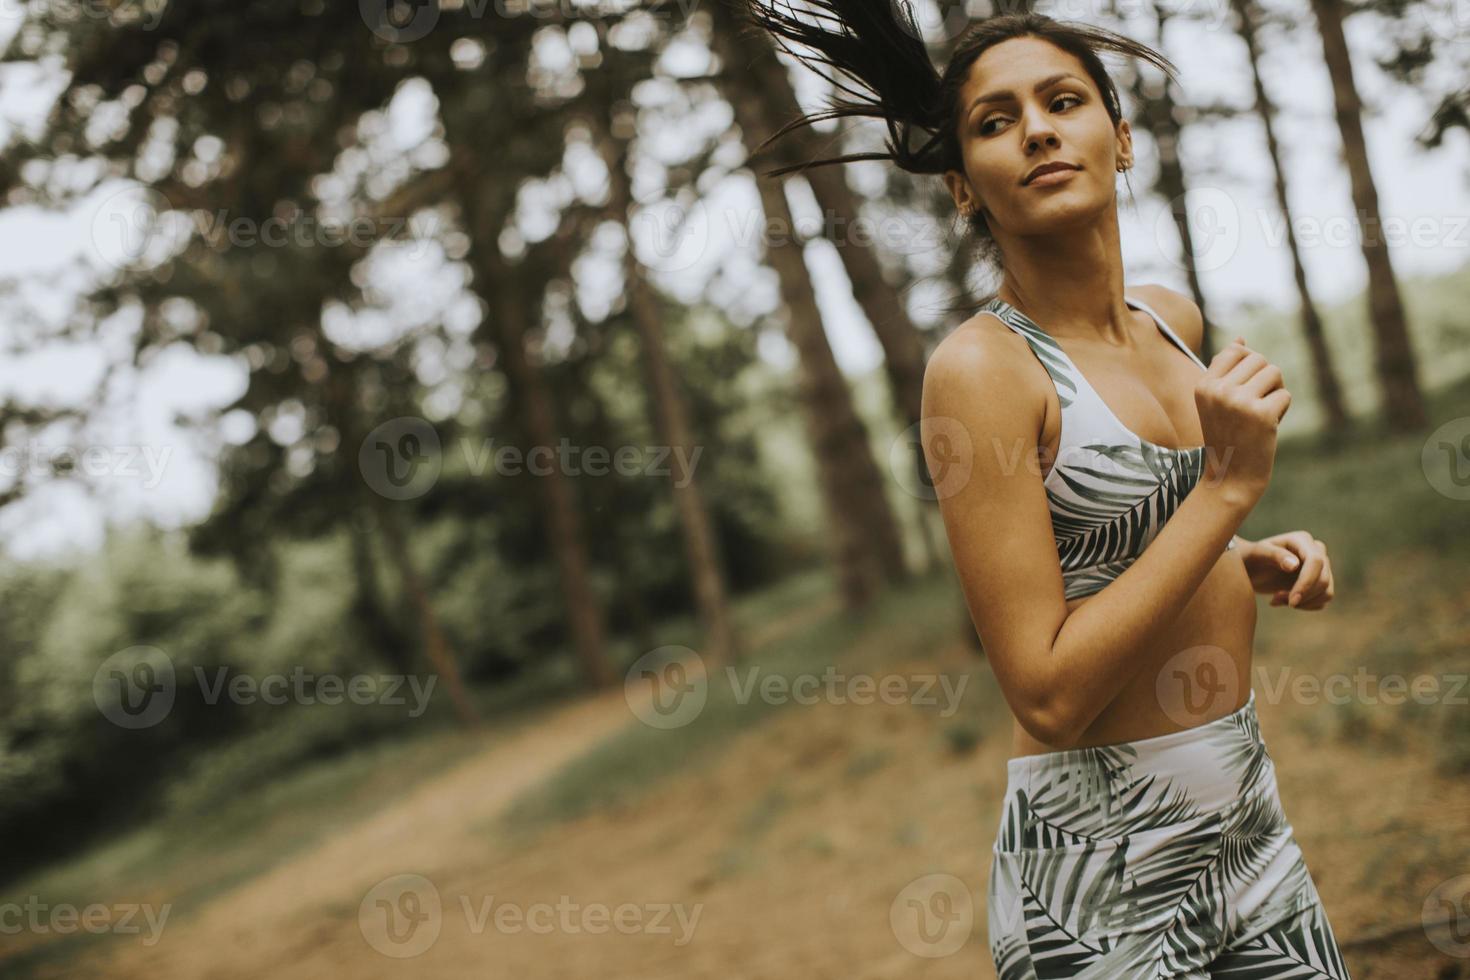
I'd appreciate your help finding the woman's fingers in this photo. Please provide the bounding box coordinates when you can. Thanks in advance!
[1287,537,1330,607]
[1261,386,1292,424]
[1243,362,1285,398]
[1205,336,1253,378]
[1224,349,1270,388]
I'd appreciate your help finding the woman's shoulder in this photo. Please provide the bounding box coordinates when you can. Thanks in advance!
[1128,282,1206,357]
[922,309,1049,428]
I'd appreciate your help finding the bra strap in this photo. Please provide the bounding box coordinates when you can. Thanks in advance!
[1124,294,1207,370]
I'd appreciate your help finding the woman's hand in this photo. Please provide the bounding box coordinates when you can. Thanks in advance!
[1240,531,1335,610]
[1195,336,1291,510]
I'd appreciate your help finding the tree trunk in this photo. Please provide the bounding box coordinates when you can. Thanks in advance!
[325,362,474,717]
[349,511,415,675]
[465,215,616,690]
[1307,0,1428,431]
[1136,8,1220,364]
[710,9,929,434]
[593,124,740,663]
[710,20,910,602]
[376,504,480,726]
[1234,0,1351,439]
[493,275,614,689]
[757,174,906,608]
[709,9,932,573]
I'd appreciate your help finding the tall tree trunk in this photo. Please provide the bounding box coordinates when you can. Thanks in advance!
[593,124,740,663]
[376,504,480,726]
[1307,0,1428,431]
[711,20,910,597]
[326,361,476,721]
[709,8,934,571]
[757,174,907,608]
[1233,0,1351,439]
[710,11,928,433]
[489,271,615,688]
[1134,7,1219,364]
[349,511,415,675]
[462,187,615,688]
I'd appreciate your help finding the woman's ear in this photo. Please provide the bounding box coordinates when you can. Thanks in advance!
[1115,119,1134,171]
[943,169,978,217]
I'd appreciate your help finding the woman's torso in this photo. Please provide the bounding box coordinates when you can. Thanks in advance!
[977,294,1258,758]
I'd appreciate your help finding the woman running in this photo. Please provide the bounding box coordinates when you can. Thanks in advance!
[732,2,1350,975]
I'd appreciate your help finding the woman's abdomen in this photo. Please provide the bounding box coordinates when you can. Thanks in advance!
[1012,548,1257,755]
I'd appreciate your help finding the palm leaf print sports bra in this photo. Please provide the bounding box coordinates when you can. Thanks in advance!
[978,293,1237,601]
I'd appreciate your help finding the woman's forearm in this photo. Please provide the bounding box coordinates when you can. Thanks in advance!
[1037,481,1255,745]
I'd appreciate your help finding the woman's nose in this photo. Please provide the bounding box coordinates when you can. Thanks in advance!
[1020,106,1062,153]
[1025,127,1062,153]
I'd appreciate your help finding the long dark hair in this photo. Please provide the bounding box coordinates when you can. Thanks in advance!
[731,1,1180,257]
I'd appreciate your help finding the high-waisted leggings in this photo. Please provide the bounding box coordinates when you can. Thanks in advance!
[988,689,1352,978]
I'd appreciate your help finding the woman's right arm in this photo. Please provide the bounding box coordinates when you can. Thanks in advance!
[920,328,1284,747]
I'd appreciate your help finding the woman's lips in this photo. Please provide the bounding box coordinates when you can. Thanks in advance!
[1026,167,1079,187]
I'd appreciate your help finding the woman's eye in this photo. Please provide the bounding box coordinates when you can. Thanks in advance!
[978,95,1081,135]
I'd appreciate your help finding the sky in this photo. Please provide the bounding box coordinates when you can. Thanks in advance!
[0,0,1465,560]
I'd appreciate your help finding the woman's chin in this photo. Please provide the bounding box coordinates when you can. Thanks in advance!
[1010,194,1112,232]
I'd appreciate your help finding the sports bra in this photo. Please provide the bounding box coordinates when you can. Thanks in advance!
[979,293,1237,601]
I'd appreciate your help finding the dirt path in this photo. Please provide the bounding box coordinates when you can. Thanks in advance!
[54,687,636,979]
[50,576,1470,979]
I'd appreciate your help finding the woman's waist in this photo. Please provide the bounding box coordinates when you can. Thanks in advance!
[995,688,1283,854]
[1010,639,1255,760]
[1026,553,1257,753]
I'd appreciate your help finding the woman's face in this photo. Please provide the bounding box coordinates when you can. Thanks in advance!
[944,36,1131,237]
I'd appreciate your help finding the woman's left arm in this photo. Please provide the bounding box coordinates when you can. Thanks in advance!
[1234,531,1336,610]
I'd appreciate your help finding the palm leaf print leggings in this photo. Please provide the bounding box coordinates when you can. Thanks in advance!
[988,690,1352,978]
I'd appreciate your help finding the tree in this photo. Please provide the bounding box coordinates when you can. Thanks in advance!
[1308,0,1429,431]
[1230,0,1351,437]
